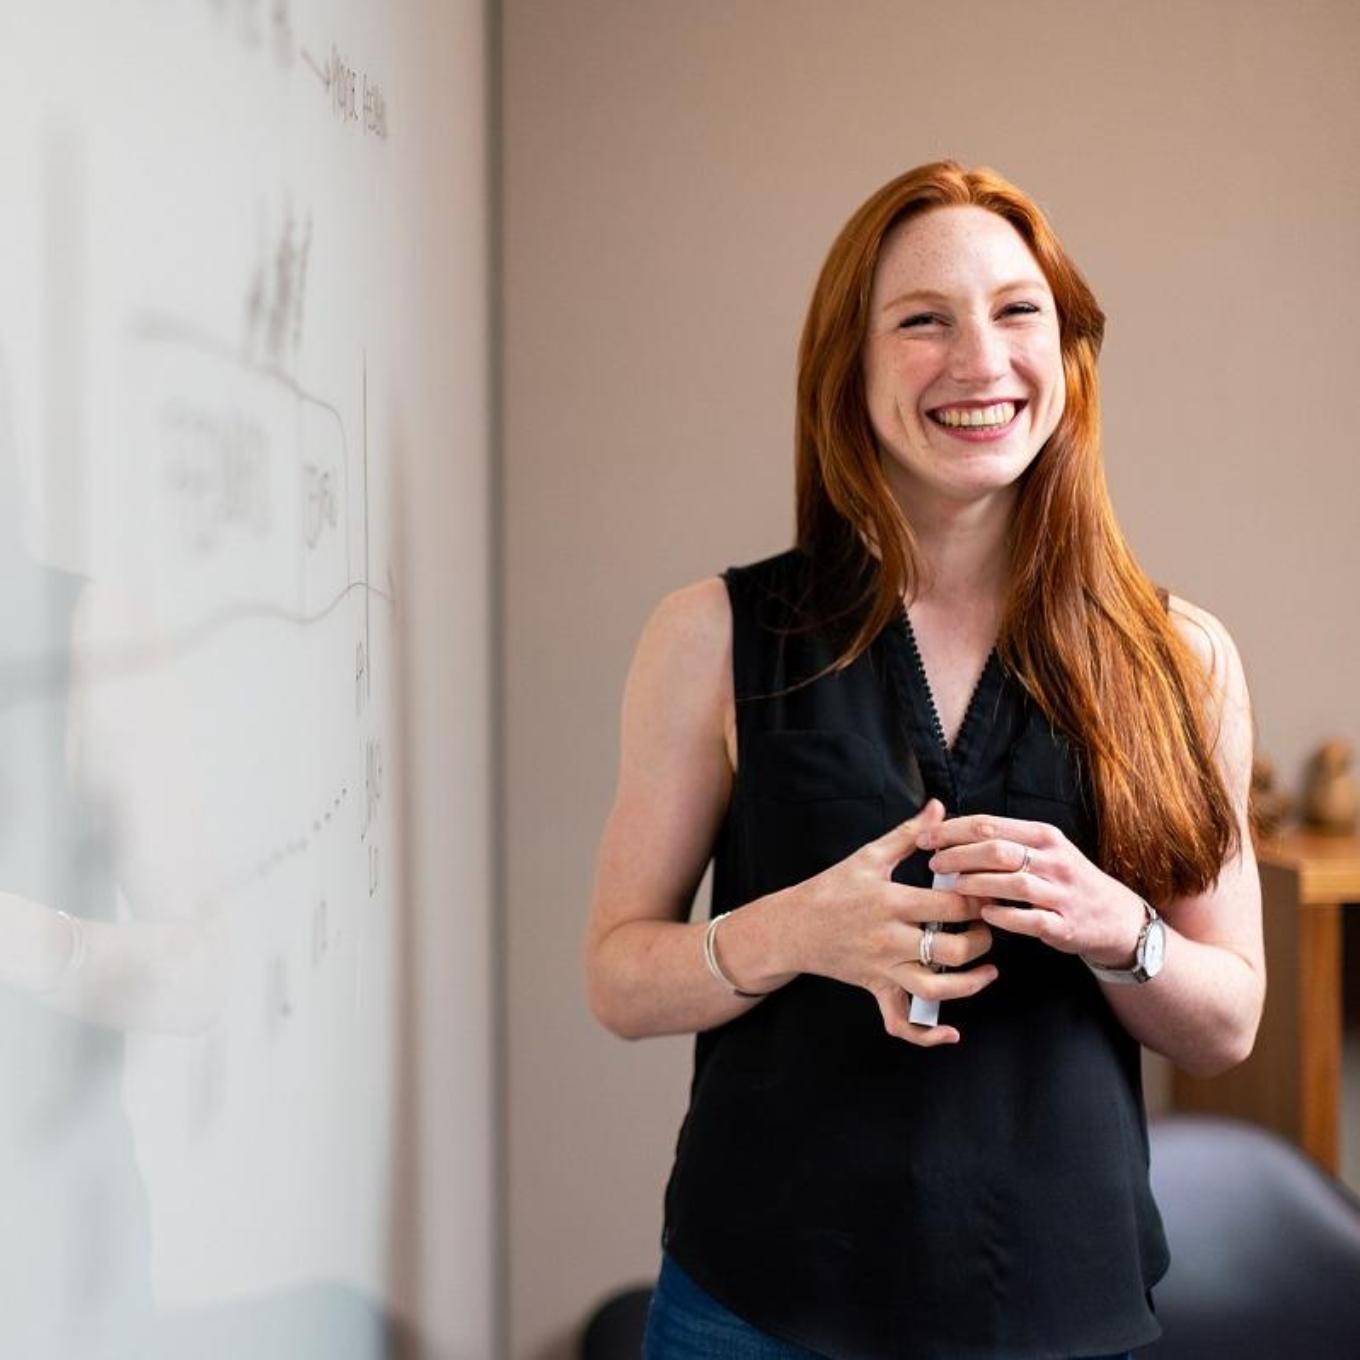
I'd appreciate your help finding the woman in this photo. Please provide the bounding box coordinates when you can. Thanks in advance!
[584,161,1263,1359]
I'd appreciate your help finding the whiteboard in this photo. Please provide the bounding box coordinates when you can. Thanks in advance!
[0,3,484,1355]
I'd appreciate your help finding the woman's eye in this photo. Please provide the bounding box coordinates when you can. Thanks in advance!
[899,313,940,329]
[1001,302,1040,318]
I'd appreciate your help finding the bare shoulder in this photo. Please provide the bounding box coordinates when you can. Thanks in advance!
[628,576,736,771]
[1165,593,1247,697]
[641,576,731,659]
[630,576,732,719]
[1165,592,1253,784]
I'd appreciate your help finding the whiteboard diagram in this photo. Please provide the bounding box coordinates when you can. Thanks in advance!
[0,1,456,1353]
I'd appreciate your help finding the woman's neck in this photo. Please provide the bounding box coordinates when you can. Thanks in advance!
[900,487,1013,610]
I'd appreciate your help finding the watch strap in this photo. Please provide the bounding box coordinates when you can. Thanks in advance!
[1082,898,1159,985]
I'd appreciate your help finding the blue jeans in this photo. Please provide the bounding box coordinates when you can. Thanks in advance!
[643,1252,826,1357]
[643,1251,1135,1359]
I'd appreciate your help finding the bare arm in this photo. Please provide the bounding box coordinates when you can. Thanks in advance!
[1086,597,1264,1076]
[584,577,996,1043]
[584,579,801,1040]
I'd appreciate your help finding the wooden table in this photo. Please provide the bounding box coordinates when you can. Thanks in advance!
[1171,828,1360,1173]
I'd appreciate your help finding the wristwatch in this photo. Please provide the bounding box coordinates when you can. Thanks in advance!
[1082,898,1166,984]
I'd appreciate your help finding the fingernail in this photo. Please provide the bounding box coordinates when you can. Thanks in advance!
[927,854,939,869]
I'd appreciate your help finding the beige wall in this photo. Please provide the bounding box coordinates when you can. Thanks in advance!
[502,2,1360,1355]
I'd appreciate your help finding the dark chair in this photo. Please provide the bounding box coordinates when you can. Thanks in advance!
[1140,1114,1360,1359]
[580,1284,652,1360]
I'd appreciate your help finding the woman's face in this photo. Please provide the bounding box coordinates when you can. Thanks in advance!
[862,205,1066,513]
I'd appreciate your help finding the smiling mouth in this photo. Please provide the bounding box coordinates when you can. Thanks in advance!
[927,399,1026,429]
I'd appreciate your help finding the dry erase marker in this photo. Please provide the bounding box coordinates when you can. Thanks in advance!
[908,872,957,1027]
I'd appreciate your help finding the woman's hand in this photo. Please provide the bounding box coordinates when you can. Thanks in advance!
[788,798,998,1046]
[917,814,1146,967]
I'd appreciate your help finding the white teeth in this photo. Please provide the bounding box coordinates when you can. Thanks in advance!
[933,401,1017,428]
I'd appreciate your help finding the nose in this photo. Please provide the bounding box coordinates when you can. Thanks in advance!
[947,317,1008,386]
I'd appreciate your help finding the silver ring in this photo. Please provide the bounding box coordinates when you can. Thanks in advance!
[1017,845,1033,875]
[918,922,938,968]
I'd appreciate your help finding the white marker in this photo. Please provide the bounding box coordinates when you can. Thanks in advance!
[908,871,958,1027]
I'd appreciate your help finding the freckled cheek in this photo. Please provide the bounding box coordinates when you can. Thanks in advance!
[1018,337,1065,426]
[866,357,934,430]
[892,358,937,413]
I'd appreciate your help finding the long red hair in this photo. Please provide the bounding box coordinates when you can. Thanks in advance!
[795,160,1237,904]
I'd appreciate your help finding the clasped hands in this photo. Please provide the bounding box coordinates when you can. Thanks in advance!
[792,797,1148,1047]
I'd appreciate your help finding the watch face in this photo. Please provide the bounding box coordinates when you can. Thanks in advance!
[1141,919,1167,977]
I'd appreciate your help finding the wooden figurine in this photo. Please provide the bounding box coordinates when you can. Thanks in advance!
[1249,754,1294,840]
[1301,738,1359,836]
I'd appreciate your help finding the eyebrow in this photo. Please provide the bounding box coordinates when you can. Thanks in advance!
[879,278,1050,314]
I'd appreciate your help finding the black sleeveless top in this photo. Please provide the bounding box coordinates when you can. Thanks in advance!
[660,547,1169,1359]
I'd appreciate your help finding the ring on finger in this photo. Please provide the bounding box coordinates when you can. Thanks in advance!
[918,922,938,968]
[1017,845,1033,875]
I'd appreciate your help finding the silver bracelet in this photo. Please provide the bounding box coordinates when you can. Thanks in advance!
[37,909,87,995]
[702,912,771,999]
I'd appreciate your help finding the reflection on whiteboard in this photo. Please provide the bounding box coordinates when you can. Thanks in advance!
[0,2,418,1354]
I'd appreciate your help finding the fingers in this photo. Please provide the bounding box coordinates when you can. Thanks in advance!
[980,903,1071,948]
[952,871,1061,909]
[927,835,1041,878]
[891,959,999,1004]
[885,883,986,923]
[917,814,1061,853]
[873,983,959,1047]
[918,921,993,968]
[871,798,946,866]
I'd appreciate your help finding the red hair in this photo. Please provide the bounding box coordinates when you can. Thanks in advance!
[795,160,1237,904]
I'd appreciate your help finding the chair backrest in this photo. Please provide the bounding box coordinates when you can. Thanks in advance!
[1141,1115,1360,1358]
[580,1284,652,1360]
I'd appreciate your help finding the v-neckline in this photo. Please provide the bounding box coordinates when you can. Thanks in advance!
[891,603,1001,805]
